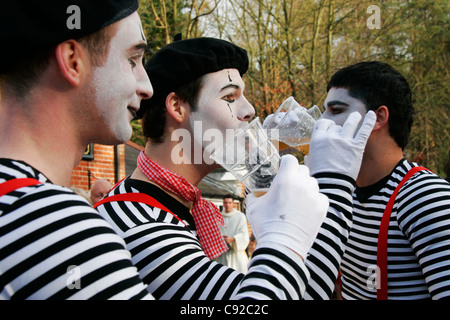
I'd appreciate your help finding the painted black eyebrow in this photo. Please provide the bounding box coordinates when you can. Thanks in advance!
[129,42,148,53]
[324,100,350,107]
[127,42,148,54]
[220,84,239,91]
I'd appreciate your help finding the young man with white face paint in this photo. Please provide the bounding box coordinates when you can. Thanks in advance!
[303,61,450,300]
[95,37,377,300]
[189,68,255,163]
[0,0,157,299]
[89,11,151,144]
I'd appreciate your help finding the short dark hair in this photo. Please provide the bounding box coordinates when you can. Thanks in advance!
[327,61,414,150]
[141,76,205,143]
[223,194,234,200]
[1,24,116,98]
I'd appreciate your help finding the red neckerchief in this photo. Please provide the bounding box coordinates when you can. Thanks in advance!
[137,150,228,260]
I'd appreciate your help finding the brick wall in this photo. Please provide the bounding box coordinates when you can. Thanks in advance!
[70,144,125,192]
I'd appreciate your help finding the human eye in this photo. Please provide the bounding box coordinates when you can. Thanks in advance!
[222,93,236,103]
[128,58,136,68]
[326,104,347,115]
[329,106,343,114]
[128,53,144,69]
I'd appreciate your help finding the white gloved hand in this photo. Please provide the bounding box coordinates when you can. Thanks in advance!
[306,111,376,180]
[262,112,285,129]
[245,154,329,260]
[262,108,307,130]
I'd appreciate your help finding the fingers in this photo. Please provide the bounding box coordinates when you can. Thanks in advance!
[262,114,274,128]
[314,111,375,142]
[275,112,286,124]
[313,118,335,134]
[297,164,318,193]
[287,110,300,122]
[278,154,299,173]
[354,110,376,144]
[341,112,362,138]
[269,154,299,188]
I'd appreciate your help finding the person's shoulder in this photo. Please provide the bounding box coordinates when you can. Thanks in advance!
[396,161,450,218]
[29,182,94,205]
[402,161,450,191]
[10,182,108,223]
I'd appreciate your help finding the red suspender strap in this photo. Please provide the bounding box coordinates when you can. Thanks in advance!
[0,178,41,197]
[377,166,430,300]
[93,193,187,227]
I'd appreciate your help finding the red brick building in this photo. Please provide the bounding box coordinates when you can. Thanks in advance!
[70,143,127,191]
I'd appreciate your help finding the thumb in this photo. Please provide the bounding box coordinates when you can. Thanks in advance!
[278,154,299,175]
[263,114,274,129]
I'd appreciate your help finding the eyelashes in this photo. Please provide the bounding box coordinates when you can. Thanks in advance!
[222,93,236,103]
[128,59,136,67]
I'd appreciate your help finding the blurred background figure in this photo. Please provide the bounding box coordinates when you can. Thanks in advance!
[90,179,113,205]
[215,195,250,273]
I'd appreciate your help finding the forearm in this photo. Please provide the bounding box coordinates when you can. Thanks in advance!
[304,173,355,299]
[233,243,310,300]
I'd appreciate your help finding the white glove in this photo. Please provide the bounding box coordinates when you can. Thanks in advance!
[262,112,285,129]
[262,108,307,130]
[306,111,376,180]
[245,154,329,260]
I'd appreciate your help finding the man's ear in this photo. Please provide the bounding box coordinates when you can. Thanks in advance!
[165,92,188,123]
[373,105,389,131]
[54,40,87,87]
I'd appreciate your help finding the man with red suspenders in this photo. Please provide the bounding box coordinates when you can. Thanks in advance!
[303,61,450,300]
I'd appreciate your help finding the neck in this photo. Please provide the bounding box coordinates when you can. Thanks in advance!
[140,139,218,186]
[0,89,86,186]
[356,136,404,187]
[131,140,219,208]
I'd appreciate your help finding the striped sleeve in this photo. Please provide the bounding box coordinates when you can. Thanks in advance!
[303,173,356,299]
[97,184,311,300]
[233,244,309,300]
[0,184,153,300]
[396,171,450,299]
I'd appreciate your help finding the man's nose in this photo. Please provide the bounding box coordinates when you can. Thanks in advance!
[236,96,255,121]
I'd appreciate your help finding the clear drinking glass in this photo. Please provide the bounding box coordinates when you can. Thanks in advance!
[264,96,322,155]
[210,117,280,197]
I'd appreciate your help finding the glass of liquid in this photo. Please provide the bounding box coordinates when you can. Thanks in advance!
[264,96,322,156]
[209,117,280,197]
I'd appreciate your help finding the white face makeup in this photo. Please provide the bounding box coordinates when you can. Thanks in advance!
[189,68,255,154]
[89,11,153,144]
[322,87,367,128]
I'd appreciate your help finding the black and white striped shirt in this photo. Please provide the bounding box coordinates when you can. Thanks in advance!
[96,168,356,300]
[1,159,314,300]
[307,159,450,300]
[0,159,152,300]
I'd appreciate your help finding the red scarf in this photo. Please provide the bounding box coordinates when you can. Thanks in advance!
[137,150,228,260]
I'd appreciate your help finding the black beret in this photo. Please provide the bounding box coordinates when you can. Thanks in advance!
[0,0,139,74]
[137,37,248,118]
